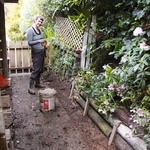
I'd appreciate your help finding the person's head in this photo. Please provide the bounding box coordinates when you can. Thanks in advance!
[34,15,44,27]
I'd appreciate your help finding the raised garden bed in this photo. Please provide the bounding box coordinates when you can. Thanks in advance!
[73,90,147,150]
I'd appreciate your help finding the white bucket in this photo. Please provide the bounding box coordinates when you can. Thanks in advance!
[39,88,57,112]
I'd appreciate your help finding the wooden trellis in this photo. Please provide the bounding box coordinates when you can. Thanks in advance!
[55,17,84,50]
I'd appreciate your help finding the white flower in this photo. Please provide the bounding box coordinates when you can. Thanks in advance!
[113,70,119,75]
[102,65,107,70]
[140,43,150,51]
[121,56,128,63]
[136,108,144,117]
[133,27,143,36]
[133,119,139,124]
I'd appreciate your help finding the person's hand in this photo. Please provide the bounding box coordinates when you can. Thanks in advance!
[41,40,47,47]
[38,39,45,43]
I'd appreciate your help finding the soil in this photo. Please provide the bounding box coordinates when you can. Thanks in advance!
[11,69,117,150]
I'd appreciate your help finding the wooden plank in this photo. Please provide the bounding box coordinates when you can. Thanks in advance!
[1,87,12,96]
[3,109,13,128]
[0,0,9,78]
[0,92,11,150]
[4,0,18,3]
[14,47,17,73]
[81,20,90,69]
[7,41,14,48]
[7,41,31,73]
[0,91,5,134]
[0,133,7,150]
[85,27,92,68]
[1,95,10,108]
[5,129,11,140]
[0,110,5,133]
[85,15,96,69]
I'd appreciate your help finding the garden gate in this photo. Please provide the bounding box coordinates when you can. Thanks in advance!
[7,41,32,74]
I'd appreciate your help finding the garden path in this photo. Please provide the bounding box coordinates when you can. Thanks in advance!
[11,70,117,150]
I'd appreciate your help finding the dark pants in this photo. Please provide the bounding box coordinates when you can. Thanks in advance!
[30,51,45,80]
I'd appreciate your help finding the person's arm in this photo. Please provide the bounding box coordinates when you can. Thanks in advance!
[26,28,44,46]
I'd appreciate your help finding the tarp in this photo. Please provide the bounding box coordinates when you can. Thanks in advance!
[0,74,8,89]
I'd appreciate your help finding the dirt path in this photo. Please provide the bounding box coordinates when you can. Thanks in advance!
[11,70,117,150]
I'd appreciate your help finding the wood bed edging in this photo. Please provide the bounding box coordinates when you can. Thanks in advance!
[73,90,147,150]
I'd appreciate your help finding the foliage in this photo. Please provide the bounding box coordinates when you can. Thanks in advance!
[110,36,150,107]
[89,0,150,69]
[52,42,74,78]
[42,23,54,40]
[19,0,40,34]
[5,2,24,41]
[63,51,74,77]
[75,28,150,149]
[76,67,119,114]
[53,46,62,75]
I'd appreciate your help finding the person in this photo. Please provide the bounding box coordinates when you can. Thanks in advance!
[26,15,46,95]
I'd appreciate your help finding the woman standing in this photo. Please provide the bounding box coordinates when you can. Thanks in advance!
[26,15,46,95]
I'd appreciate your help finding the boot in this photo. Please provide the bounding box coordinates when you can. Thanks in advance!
[35,77,45,88]
[28,79,35,95]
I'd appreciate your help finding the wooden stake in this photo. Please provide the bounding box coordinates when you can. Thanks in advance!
[76,91,146,150]
[108,121,121,145]
[83,97,89,116]
[74,92,112,136]
[69,80,75,99]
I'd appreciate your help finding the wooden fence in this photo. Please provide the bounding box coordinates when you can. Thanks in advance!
[7,41,32,74]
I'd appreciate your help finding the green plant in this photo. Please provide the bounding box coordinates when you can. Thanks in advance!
[6,2,24,41]
[53,47,62,74]
[129,107,150,149]
[106,28,150,148]
[76,26,150,147]
[76,67,95,96]
[110,35,150,105]
[63,51,74,76]
[52,42,74,78]
[76,67,119,114]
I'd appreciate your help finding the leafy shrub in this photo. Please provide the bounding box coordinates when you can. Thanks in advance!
[75,27,150,148]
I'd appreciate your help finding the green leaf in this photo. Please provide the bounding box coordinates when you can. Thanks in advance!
[134,64,140,72]
[121,97,132,102]
[146,0,150,4]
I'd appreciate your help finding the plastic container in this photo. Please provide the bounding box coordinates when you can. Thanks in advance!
[39,88,57,112]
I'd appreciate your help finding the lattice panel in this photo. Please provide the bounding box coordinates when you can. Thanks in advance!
[55,17,84,50]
